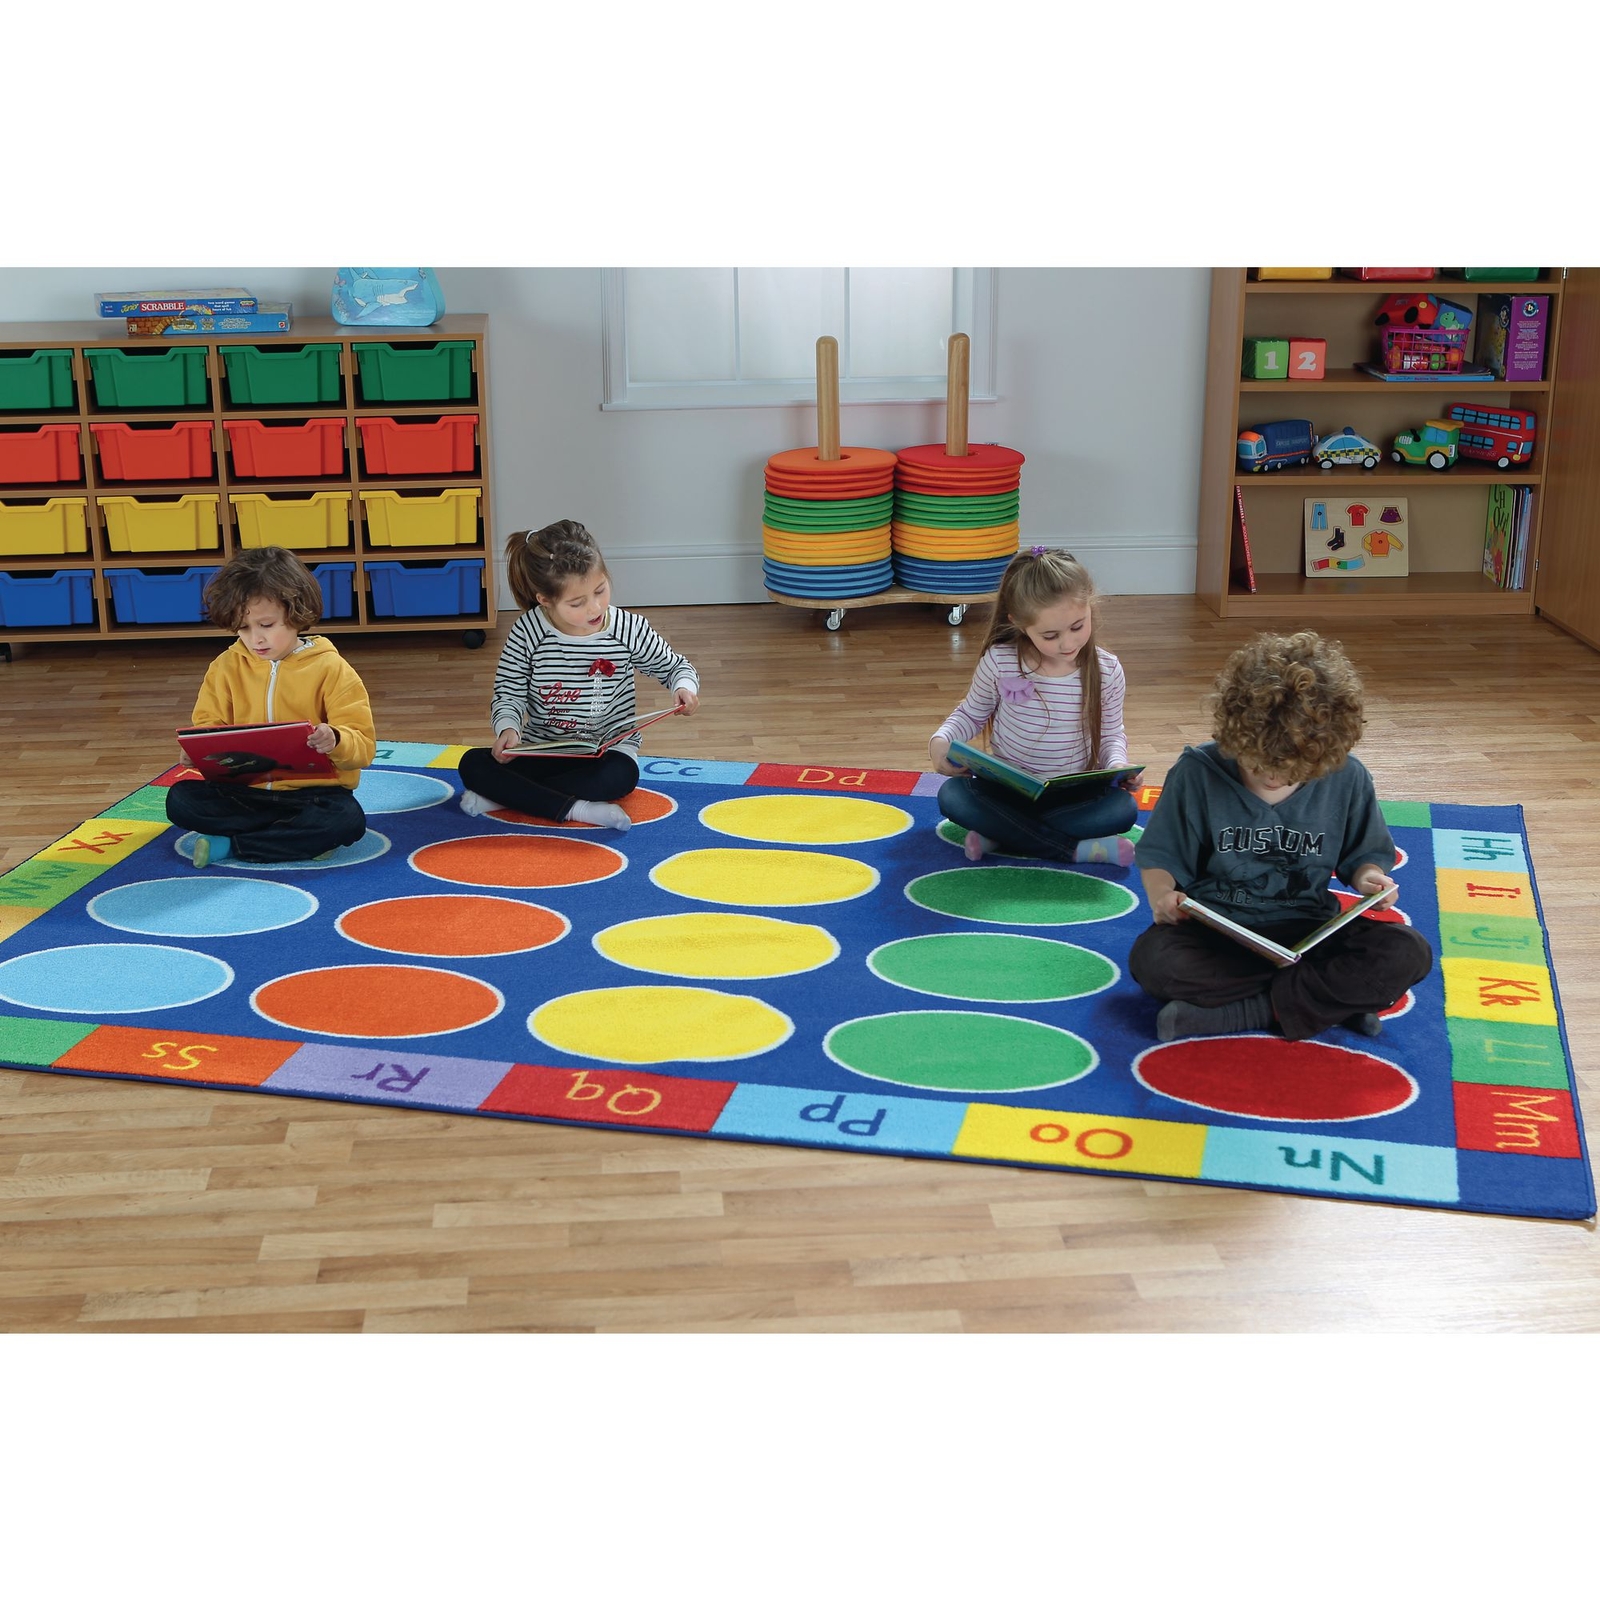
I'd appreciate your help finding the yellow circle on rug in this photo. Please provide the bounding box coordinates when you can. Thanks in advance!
[698,794,912,846]
[530,985,793,1063]
[594,912,839,978]
[651,847,878,906]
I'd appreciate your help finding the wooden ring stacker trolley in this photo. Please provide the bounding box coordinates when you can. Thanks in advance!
[765,335,994,631]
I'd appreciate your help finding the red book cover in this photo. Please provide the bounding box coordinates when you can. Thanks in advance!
[1231,486,1257,593]
[177,722,335,783]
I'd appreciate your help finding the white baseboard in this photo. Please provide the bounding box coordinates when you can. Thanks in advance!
[491,536,1199,610]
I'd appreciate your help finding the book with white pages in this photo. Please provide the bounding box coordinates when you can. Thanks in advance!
[1177,888,1392,969]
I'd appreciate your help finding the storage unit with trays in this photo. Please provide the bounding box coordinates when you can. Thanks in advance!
[0,314,495,657]
[1197,270,1568,619]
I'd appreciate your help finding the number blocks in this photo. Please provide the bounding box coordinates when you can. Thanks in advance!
[1242,338,1325,380]
[0,751,1589,1220]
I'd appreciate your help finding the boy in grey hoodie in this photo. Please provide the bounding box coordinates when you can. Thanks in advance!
[1131,631,1432,1042]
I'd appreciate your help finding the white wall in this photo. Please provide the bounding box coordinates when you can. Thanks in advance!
[0,267,1211,607]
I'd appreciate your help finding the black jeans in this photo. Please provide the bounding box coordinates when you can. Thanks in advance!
[165,780,367,863]
[457,747,638,822]
[1129,914,1435,1041]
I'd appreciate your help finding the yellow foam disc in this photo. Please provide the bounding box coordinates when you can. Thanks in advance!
[593,911,839,978]
[651,847,879,906]
[699,793,912,846]
[530,985,793,1063]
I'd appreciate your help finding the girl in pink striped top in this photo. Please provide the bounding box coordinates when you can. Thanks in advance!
[929,549,1140,865]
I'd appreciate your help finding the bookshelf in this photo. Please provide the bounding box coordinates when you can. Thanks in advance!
[0,314,496,657]
[1196,272,1564,618]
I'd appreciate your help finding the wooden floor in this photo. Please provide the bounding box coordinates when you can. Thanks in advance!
[2,596,1597,1332]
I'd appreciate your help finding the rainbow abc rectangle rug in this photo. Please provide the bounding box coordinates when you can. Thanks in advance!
[0,745,1592,1220]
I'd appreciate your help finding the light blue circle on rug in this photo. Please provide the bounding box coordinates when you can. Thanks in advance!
[173,830,391,871]
[354,770,455,814]
[87,877,318,939]
[0,943,234,1014]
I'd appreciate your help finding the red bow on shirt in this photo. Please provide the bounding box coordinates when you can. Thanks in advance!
[589,659,615,678]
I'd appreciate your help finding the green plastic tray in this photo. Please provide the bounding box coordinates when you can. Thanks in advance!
[0,349,75,411]
[220,344,343,405]
[354,341,475,403]
[86,347,210,409]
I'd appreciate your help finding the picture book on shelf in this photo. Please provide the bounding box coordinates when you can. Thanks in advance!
[1179,889,1392,969]
[508,704,683,758]
[1230,486,1257,594]
[946,740,1144,803]
[1304,496,1408,578]
[176,722,335,783]
[1482,483,1515,586]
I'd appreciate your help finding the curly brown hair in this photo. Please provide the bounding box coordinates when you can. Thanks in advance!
[203,546,323,633]
[506,519,609,611]
[1210,630,1366,782]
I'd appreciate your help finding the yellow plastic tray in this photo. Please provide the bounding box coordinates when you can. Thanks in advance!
[0,497,89,556]
[1254,268,1334,280]
[231,492,352,550]
[100,494,220,553]
[361,488,481,547]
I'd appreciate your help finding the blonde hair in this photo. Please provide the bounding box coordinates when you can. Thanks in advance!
[1210,630,1367,782]
[506,519,609,612]
[974,548,1108,769]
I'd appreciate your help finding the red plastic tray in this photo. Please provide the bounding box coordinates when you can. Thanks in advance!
[0,424,82,485]
[92,420,214,481]
[224,417,347,478]
[356,414,478,475]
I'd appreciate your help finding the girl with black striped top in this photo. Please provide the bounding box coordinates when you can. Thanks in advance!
[458,520,700,829]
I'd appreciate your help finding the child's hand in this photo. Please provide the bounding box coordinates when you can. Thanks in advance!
[492,728,521,764]
[1152,887,1190,925]
[306,723,337,755]
[1117,770,1144,792]
[674,686,700,716]
[1350,865,1400,911]
[929,736,968,777]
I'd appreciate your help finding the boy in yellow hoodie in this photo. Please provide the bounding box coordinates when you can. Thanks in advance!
[166,547,376,867]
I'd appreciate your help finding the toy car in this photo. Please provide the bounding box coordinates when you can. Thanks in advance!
[1375,293,1439,328]
[1391,419,1462,470]
[1313,427,1382,469]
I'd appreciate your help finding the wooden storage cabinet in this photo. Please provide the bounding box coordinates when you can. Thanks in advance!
[0,313,495,653]
[1196,271,1566,618]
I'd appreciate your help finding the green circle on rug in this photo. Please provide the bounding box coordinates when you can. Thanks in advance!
[825,1010,1096,1092]
[869,933,1116,1002]
[906,866,1137,925]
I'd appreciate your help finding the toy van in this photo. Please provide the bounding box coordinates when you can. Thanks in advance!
[1237,419,1315,472]
[1391,420,1462,470]
[1312,428,1382,469]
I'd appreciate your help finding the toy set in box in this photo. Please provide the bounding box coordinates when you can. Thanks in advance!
[96,291,257,318]
[126,304,292,337]
[1476,295,1550,382]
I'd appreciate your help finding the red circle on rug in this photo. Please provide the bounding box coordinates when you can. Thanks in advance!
[489,787,676,830]
[254,964,502,1037]
[1134,1036,1417,1122]
[411,834,624,888]
[336,895,569,957]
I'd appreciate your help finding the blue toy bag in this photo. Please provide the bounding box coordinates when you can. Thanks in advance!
[331,268,445,327]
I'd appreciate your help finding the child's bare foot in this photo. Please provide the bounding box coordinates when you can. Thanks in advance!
[963,830,993,862]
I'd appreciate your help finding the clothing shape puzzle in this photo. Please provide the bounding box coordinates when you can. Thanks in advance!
[1305,497,1410,577]
[0,748,1589,1219]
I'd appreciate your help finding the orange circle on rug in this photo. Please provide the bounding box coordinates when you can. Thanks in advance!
[489,787,676,830]
[336,895,569,958]
[252,964,504,1038]
[410,834,624,888]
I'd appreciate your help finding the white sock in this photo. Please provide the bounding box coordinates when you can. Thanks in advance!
[459,789,497,818]
[963,830,993,862]
[1073,835,1136,866]
[568,799,632,831]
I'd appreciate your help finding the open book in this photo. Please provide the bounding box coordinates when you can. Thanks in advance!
[507,703,684,758]
[1178,888,1392,968]
[947,738,1144,803]
[177,721,335,783]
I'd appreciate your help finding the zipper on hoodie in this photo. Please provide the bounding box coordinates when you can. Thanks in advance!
[265,657,279,790]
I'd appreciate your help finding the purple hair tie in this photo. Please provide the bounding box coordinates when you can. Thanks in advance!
[1029,545,1047,557]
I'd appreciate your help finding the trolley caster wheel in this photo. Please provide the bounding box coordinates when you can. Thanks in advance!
[462,629,486,650]
[824,609,844,632]
[947,606,968,626]
[0,642,11,664]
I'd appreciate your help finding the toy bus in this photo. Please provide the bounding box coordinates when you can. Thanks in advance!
[1236,418,1315,472]
[1444,403,1536,469]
